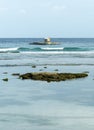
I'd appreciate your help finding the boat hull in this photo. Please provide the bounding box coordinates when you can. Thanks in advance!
[29,42,58,45]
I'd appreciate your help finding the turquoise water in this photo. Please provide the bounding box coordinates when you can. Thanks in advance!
[0,38,94,130]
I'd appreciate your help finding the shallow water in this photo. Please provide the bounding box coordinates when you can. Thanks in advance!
[0,38,94,130]
[0,64,94,130]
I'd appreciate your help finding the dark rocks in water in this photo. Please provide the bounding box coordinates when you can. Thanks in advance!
[54,69,58,71]
[20,73,33,80]
[19,72,88,82]
[32,65,36,68]
[2,78,8,82]
[12,73,20,76]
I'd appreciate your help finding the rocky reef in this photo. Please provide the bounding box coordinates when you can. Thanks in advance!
[19,72,88,82]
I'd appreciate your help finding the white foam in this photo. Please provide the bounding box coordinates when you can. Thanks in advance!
[0,47,18,52]
[20,51,64,54]
[42,47,64,50]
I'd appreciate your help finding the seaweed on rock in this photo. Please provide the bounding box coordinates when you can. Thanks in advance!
[19,72,88,82]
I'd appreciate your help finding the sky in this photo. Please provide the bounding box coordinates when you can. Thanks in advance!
[0,0,94,38]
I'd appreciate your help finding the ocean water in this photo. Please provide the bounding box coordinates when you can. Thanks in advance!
[0,38,94,130]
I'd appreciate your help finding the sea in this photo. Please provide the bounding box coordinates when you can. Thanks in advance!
[0,38,94,130]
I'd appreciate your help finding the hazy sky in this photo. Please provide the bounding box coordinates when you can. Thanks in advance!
[0,0,94,38]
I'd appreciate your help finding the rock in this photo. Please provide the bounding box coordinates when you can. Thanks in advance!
[2,78,8,82]
[19,72,88,82]
[32,65,36,68]
[54,69,58,71]
[12,73,20,76]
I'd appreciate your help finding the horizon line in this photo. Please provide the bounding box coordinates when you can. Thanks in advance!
[0,37,94,39]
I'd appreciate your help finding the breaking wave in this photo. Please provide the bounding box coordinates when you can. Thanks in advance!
[0,47,94,54]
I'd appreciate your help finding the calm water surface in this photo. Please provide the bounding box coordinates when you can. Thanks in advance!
[0,38,94,130]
